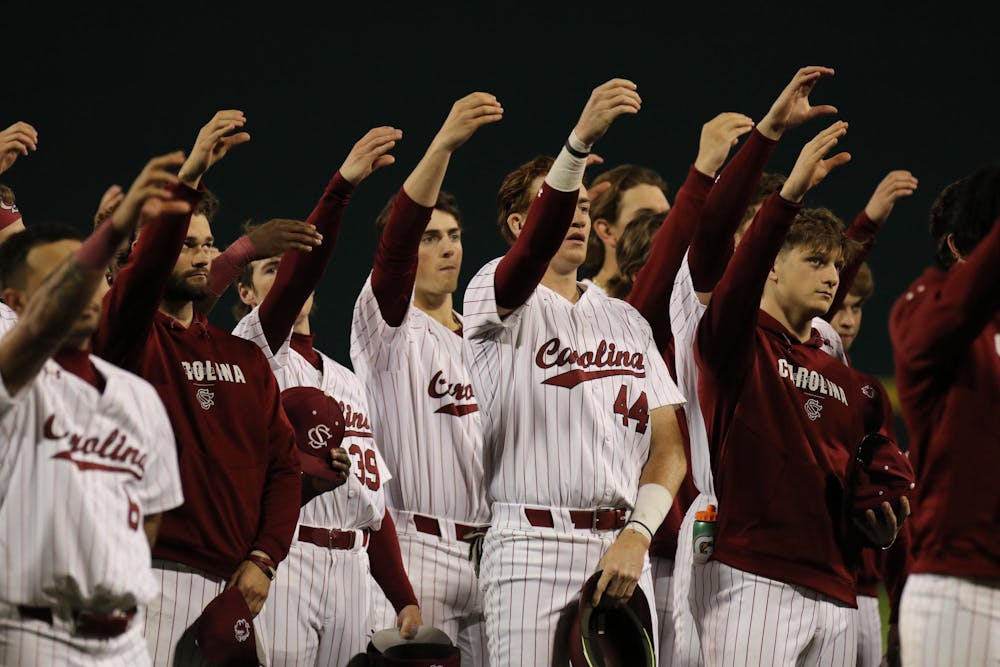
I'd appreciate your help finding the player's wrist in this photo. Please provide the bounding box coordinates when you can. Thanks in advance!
[247,550,276,580]
[628,483,673,539]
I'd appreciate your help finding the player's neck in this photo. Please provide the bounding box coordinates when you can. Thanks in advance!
[293,316,311,336]
[761,294,814,342]
[159,300,195,328]
[414,290,459,331]
[541,265,582,304]
[592,258,618,290]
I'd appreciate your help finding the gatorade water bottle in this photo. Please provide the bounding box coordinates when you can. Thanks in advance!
[692,504,717,564]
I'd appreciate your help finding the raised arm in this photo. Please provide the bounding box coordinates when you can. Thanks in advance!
[825,170,918,317]
[95,112,248,367]
[891,216,1000,372]
[698,122,851,376]
[0,121,38,176]
[372,93,502,326]
[688,66,837,300]
[627,113,753,350]
[495,78,640,315]
[1,153,191,396]
[257,126,400,352]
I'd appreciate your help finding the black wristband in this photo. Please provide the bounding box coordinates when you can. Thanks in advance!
[564,140,589,159]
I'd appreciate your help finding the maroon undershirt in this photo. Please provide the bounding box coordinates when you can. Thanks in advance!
[53,347,105,392]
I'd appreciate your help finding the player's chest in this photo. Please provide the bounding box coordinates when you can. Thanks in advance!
[411,339,478,418]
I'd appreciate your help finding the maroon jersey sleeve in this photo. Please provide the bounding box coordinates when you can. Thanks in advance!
[208,235,255,299]
[494,183,579,311]
[257,172,354,353]
[367,510,419,612]
[890,219,1000,375]
[371,188,433,327]
[627,166,714,351]
[251,361,303,564]
[825,211,879,319]
[696,192,801,378]
[94,184,204,370]
[687,130,778,293]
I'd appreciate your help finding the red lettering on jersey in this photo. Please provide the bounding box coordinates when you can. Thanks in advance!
[339,401,373,438]
[428,370,478,417]
[43,415,147,479]
[535,338,646,388]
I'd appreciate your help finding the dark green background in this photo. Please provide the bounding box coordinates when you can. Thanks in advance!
[8,3,998,389]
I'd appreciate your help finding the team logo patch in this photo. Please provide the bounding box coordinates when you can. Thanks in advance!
[861,384,875,399]
[804,398,823,421]
[196,388,215,410]
[234,618,251,643]
[307,423,333,449]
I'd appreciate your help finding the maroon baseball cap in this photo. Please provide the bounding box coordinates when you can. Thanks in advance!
[194,587,258,667]
[567,571,655,667]
[280,386,346,482]
[850,433,916,515]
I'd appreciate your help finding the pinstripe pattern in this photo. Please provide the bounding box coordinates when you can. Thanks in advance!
[351,275,488,524]
[481,503,658,667]
[651,556,678,667]
[855,595,881,667]
[463,258,684,509]
[233,306,393,663]
[264,540,372,666]
[369,510,486,665]
[0,355,182,611]
[692,560,856,666]
[0,302,16,339]
[900,573,1000,666]
[144,560,270,666]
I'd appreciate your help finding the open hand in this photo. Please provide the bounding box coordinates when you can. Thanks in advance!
[0,121,38,175]
[430,92,503,154]
[854,497,910,549]
[178,110,251,188]
[695,112,755,177]
[110,152,191,235]
[339,126,402,185]
[864,170,918,224]
[592,529,648,606]
[758,66,837,140]
[247,218,323,257]
[780,121,852,203]
[573,79,642,146]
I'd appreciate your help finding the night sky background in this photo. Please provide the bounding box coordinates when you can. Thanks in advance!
[8,4,998,441]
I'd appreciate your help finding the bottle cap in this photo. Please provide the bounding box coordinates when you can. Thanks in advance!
[695,504,718,522]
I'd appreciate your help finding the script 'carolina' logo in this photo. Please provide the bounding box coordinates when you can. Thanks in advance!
[339,401,373,439]
[308,424,333,449]
[534,338,645,389]
[43,415,147,479]
[428,370,479,417]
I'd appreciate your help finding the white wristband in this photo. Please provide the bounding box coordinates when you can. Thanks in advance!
[544,132,589,193]
[628,483,673,538]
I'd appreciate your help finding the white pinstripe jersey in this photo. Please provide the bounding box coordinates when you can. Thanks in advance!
[463,258,685,509]
[233,308,389,532]
[669,253,848,499]
[0,302,16,338]
[0,354,182,607]
[350,275,488,524]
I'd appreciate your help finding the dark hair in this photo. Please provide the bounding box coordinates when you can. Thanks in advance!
[230,219,260,321]
[194,188,220,223]
[582,165,668,278]
[782,207,860,261]
[929,164,1000,268]
[496,156,554,244]
[374,190,462,240]
[0,223,85,290]
[605,210,666,299]
[850,262,874,301]
[738,172,788,233]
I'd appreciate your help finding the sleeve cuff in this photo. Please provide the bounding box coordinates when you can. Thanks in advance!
[327,171,356,198]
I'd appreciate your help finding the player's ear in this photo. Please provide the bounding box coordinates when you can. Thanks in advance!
[1,288,26,315]
[592,218,615,246]
[506,213,525,240]
[945,233,963,262]
[237,282,256,307]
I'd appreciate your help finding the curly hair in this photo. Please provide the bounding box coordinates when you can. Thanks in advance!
[604,210,665,299]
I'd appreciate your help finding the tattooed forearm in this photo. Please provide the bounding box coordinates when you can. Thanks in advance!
[0,257,104,397]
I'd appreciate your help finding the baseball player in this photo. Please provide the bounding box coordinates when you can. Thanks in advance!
[350,93,501,665]
[891,166,1000,666]
[232,125,423,666]
[607,112,752,667]
[692,120,910,665]
[463,78,688,667]
[0,155,185,665]
[666,68,849,665]
[93,111,303,666]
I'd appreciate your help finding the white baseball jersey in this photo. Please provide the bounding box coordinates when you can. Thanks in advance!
[0,302,16,338]
[350,275,488,524]
[463,258,684,508]
[233,307,389,532]
[0,354,183,608]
